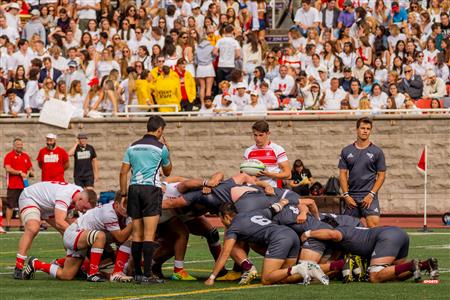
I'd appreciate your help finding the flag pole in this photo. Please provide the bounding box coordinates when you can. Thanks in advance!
[420,145,431,232]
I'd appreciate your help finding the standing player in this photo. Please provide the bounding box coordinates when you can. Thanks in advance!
[14,181,97,279]
[338,117,386,227]
[36,133,69,182]
[244,120,291,188]
[23,194,132,282]
[3,138,34,231]
[119,116,172,284]
[68,133,99,189]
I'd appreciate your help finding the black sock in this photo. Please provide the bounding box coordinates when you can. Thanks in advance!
[131,242,143,276]
[143,241,160,277]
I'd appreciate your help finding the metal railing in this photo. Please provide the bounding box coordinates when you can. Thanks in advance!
[1,108,449,119]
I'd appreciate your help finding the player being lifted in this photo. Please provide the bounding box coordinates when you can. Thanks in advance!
[23,192,132,282]
[14,181,96,279]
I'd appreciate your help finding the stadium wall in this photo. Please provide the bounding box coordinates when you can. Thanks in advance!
[1,115,449,215]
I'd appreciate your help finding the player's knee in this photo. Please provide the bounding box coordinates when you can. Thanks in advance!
[25,222,40,236]
[205,228,220,245]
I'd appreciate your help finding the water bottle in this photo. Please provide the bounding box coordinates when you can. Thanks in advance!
[23,178,29,187]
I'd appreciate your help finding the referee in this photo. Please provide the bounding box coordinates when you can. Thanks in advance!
[338,117,386,228]
[119,116,172,284]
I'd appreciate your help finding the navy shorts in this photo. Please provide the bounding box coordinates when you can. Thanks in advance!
[343,195,380,218]
[266,227,300,259]
[372,227,409,260]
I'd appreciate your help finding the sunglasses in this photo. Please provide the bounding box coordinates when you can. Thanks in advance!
[136,31,142,34]
[405,70,412,73]
[267,56,274,59]
[158,60,165,63]
[181,36,188,39]
[123,50,129,53]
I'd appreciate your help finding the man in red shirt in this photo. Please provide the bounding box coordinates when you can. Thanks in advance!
[3,138,34,232]
[36,133,69,182]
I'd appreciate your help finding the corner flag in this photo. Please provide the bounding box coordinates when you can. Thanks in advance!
[417,148,426,173]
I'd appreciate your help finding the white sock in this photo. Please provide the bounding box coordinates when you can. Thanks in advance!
[174,260,184,270]
[49,264,59,279]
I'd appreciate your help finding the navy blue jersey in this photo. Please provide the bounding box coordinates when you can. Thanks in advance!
[211,178,238,203]
[273,205,332,234]
[338,143,386,197]
[225,209,288,245]
[320,213,363,227]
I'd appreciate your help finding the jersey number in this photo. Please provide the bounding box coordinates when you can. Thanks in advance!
[250,216,271,226]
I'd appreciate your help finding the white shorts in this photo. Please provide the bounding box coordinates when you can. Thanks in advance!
[19,194,42,223]
[64,223,87,258]
[196,64,215,78]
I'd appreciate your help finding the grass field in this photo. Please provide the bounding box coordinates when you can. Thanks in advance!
[0,229,449,300]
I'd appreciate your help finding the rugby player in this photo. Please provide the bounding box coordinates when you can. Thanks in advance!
[300,226,439,283]
[14,181,96,279]
[23,193,132,282]
[205,201,328,286]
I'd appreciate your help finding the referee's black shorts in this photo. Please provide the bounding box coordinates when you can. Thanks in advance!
[127,185,163,219]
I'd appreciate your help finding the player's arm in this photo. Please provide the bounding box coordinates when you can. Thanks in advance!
[176,172,224,193]
[54,208,70,233]
[299,198,320,220]
[339,168,357,208]
[296,203,310,223]
[119,163,131,198]
[92,157,99,182]
[109,222,133,243]
[4,164,26,177]
[259,160,291,180]
[161,145,172,176]
[301,229,343,243]
[205,238,236,286]
[68,140,79,156]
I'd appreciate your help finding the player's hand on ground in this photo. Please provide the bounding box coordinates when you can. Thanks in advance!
[361,194,373,208]
[264,185,275,195]
[204,278,215,286]
[344,195,357,208]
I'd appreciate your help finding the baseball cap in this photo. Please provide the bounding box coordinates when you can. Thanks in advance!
[318,65,327,73]
[8,3,20,10]
[236,82,247,89]
[77,133,88,139]
[223,94,232,102]
[250,91,258,96]
[68,60,78,68]
[344,66,352,72]
[46,133,57,139]
[343,0,353,7]
[191,3,200,9]
[30,9,40,16]
[426,69,436,78]
[88,77,99,86]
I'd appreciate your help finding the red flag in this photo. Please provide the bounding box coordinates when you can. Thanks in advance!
[417,149,426,173]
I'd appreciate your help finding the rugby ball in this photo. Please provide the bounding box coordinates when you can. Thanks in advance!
[240,159,266,176]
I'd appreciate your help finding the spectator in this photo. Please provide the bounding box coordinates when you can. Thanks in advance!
[242,90,267,116]
[3,137,34,231]
[320,0,340,30]
[337,0,356,30]
[22,10,46,43]
[258,82,279,110]
[36,133,69,182]
[198,95,214,116]
[76,1,100,32]
[174,58,196,111]
[67,80,85,118]
[346,79,365,109]
[398,65,424,100]
[386,96,398,111]
[294,0,320,37]
[23,68,40,115]
[423,70,447,99]
[320,77,346,110]
[68,133,98,189]
[195,37,215,106]
[213,25,241,84]
[39,57,62,84]
[0,12,19,43]
[213,94,237,115]
[36,77,56,107]
[389,83,406,108]
[388,1,408,27]
[339,66,356,92]
[5,88,23,117]
[153,65,181,112]
[369,83,389,110]
[65,60,87,96]
[271,65,295,97]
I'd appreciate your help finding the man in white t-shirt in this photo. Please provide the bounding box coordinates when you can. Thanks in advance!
[259,82,279,110]
[321,77,347,110]
[270,65,295,96]
[242,91,267,116]
[13,182,96,280]
[232,82,251,110]
[10,40,34,74]
[213,25,241,85]
[243,120,291,187]
[0,14,19,43]
[294,0,320,36]
[75,0,100,32]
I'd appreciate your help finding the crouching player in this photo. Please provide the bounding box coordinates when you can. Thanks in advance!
[301,225,439,283]
[23,193,132,282]
[15,181,97,279]
[205,201,328,286]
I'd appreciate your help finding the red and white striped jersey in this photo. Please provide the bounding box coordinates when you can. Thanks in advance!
[19,181,82,216]
[243,142,288,187]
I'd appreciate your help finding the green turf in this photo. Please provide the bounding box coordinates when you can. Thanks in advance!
[0,229,448,300]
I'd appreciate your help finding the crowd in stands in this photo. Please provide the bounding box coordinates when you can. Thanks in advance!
[0,0,449,117]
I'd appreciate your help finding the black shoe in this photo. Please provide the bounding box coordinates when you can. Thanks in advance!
[13,267,23,280]
[86,273,106,282]
[39,224,47,231]
[152,264,164,279]
[134,275,164,284]
[19,226,25,231]
[23,257,37,280]
[5,226,10,232]
[425,258,439,279]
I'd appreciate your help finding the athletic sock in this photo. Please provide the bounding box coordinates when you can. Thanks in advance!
[330,259,345,271]
[241,259,253,272]
[0,212,3,226]
[208,243,222,261]
[81,258,90,273]
[49,264,59,279]
[143,241,159,277]
[55,257,66,267]
[395,262,414,275]
[34,260,52,274]
[419,260,430,271]
[174,260,184,273]
[88,248,104,276]
[113,245,131,274]
[16,254,27,270]
[131,242,143,276]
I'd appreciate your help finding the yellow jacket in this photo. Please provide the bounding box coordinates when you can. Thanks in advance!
[135,79,154,107]
[150,67,179,83]
[176,69,196,103]
[152,75,181,112]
